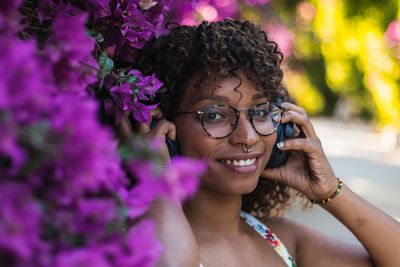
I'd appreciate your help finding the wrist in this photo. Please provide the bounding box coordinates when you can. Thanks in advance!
[310,178,343,205]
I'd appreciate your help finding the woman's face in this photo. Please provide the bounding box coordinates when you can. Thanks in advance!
[174,74,277,195]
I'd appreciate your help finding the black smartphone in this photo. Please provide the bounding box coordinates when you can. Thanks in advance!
[265,98,293,169]
[265,121,293,168]
[149,119,181,157]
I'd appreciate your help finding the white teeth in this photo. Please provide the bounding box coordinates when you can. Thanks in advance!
[222,158,256,166]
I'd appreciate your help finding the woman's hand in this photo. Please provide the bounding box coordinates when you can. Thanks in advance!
[118,108,176,161]
[261,102,338,201]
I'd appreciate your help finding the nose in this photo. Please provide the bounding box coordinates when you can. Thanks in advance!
[228,112,258,147]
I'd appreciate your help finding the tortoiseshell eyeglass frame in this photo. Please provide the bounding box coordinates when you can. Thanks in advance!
[176,102,285,139]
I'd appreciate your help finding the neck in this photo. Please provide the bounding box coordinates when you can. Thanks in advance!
[183,187,244,238]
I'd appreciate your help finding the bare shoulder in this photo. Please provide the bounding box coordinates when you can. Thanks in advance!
[261,217,299,261]
[263,217,372,267]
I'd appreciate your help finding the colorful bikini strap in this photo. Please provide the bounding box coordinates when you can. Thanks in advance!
[240,211,296,267]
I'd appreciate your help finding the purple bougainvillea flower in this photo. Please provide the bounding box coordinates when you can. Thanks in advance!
[127,69,143,80]
[162,157,207,201]
[109,83,133,124]
[110,83,133,111]
[136,73,163,100]
[0,183,47,263]
[70,198,120,243]
[0,0,23,14]
[132,102,158,124]
[117,41,138,62]
[118,219,163,267]
[121,156,207,218]
[44,94,125,204]
[1,1,207,265]
[0,36,52,123]
[116,1,140,23]
[43,13,96,96]
[37,0,81,21]
[123,18,153,42]
[83,0,112,19]
[120,160,162,218]
[55,247,110,267]
[0,0,23,33]
[109,69,162,124]
[47,13,94,65]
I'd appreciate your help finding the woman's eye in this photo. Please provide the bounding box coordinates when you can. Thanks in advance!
[254,109,268,117]
[205,112,223,120]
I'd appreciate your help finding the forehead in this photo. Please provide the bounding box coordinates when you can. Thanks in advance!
[180,73,267,109]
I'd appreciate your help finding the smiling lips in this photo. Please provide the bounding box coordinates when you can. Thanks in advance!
[218,155,260,174]
[217,153,262,173]
[221,158,256,166]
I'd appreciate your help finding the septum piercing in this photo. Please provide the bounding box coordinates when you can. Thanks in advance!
[242,144,254,153]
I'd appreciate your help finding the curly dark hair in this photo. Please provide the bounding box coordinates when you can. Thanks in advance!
[134,18,294,218]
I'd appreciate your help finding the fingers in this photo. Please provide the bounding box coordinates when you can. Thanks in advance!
[277,137,321,154]
[151,108,163,120]
[135,107,164,135]
[117,111,134,140]
[281,102,319,142]
[282,102,307,115]
[148,119,176,141]
[277,103,321,152]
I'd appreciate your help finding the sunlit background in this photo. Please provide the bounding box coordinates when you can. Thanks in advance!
[171,0,400,243]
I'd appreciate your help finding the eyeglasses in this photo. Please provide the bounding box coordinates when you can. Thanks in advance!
[177,102,284,139]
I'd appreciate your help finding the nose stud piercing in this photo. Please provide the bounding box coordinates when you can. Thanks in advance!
[242,144,254,153]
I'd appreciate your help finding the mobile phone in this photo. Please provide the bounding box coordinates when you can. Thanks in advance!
[265,98,293,169]
[265,121,293,168]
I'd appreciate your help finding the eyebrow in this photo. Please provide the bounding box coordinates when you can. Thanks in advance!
[252,92,268,100]
[194,92,268,103]
[195,95,229,102]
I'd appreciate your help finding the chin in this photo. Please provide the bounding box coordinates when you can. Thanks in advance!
[201,171,260,196]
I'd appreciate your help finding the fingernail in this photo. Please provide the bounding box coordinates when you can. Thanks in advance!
[277,142,284,149]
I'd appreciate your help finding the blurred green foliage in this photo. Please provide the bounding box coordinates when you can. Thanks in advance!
[238,0,400,129]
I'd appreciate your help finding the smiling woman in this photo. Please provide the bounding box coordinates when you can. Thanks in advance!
[125,19,400,267]
[174,74,277,197]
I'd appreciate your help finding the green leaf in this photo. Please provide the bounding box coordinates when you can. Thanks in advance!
[87,30,104,42]
[126,74,138,84]
[86,29,95,38]
[96,33,104,43]
[98,51,114,75]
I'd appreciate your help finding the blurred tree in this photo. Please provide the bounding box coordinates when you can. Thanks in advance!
[170,0,400,129]
[239,0,400,129]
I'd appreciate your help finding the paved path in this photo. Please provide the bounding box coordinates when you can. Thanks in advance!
[284,118,400,244]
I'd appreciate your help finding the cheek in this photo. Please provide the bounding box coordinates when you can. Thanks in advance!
[260,133,277,164]
[175,119,215,159]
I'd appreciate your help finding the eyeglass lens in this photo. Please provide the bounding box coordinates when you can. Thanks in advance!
[201,103,282,138]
